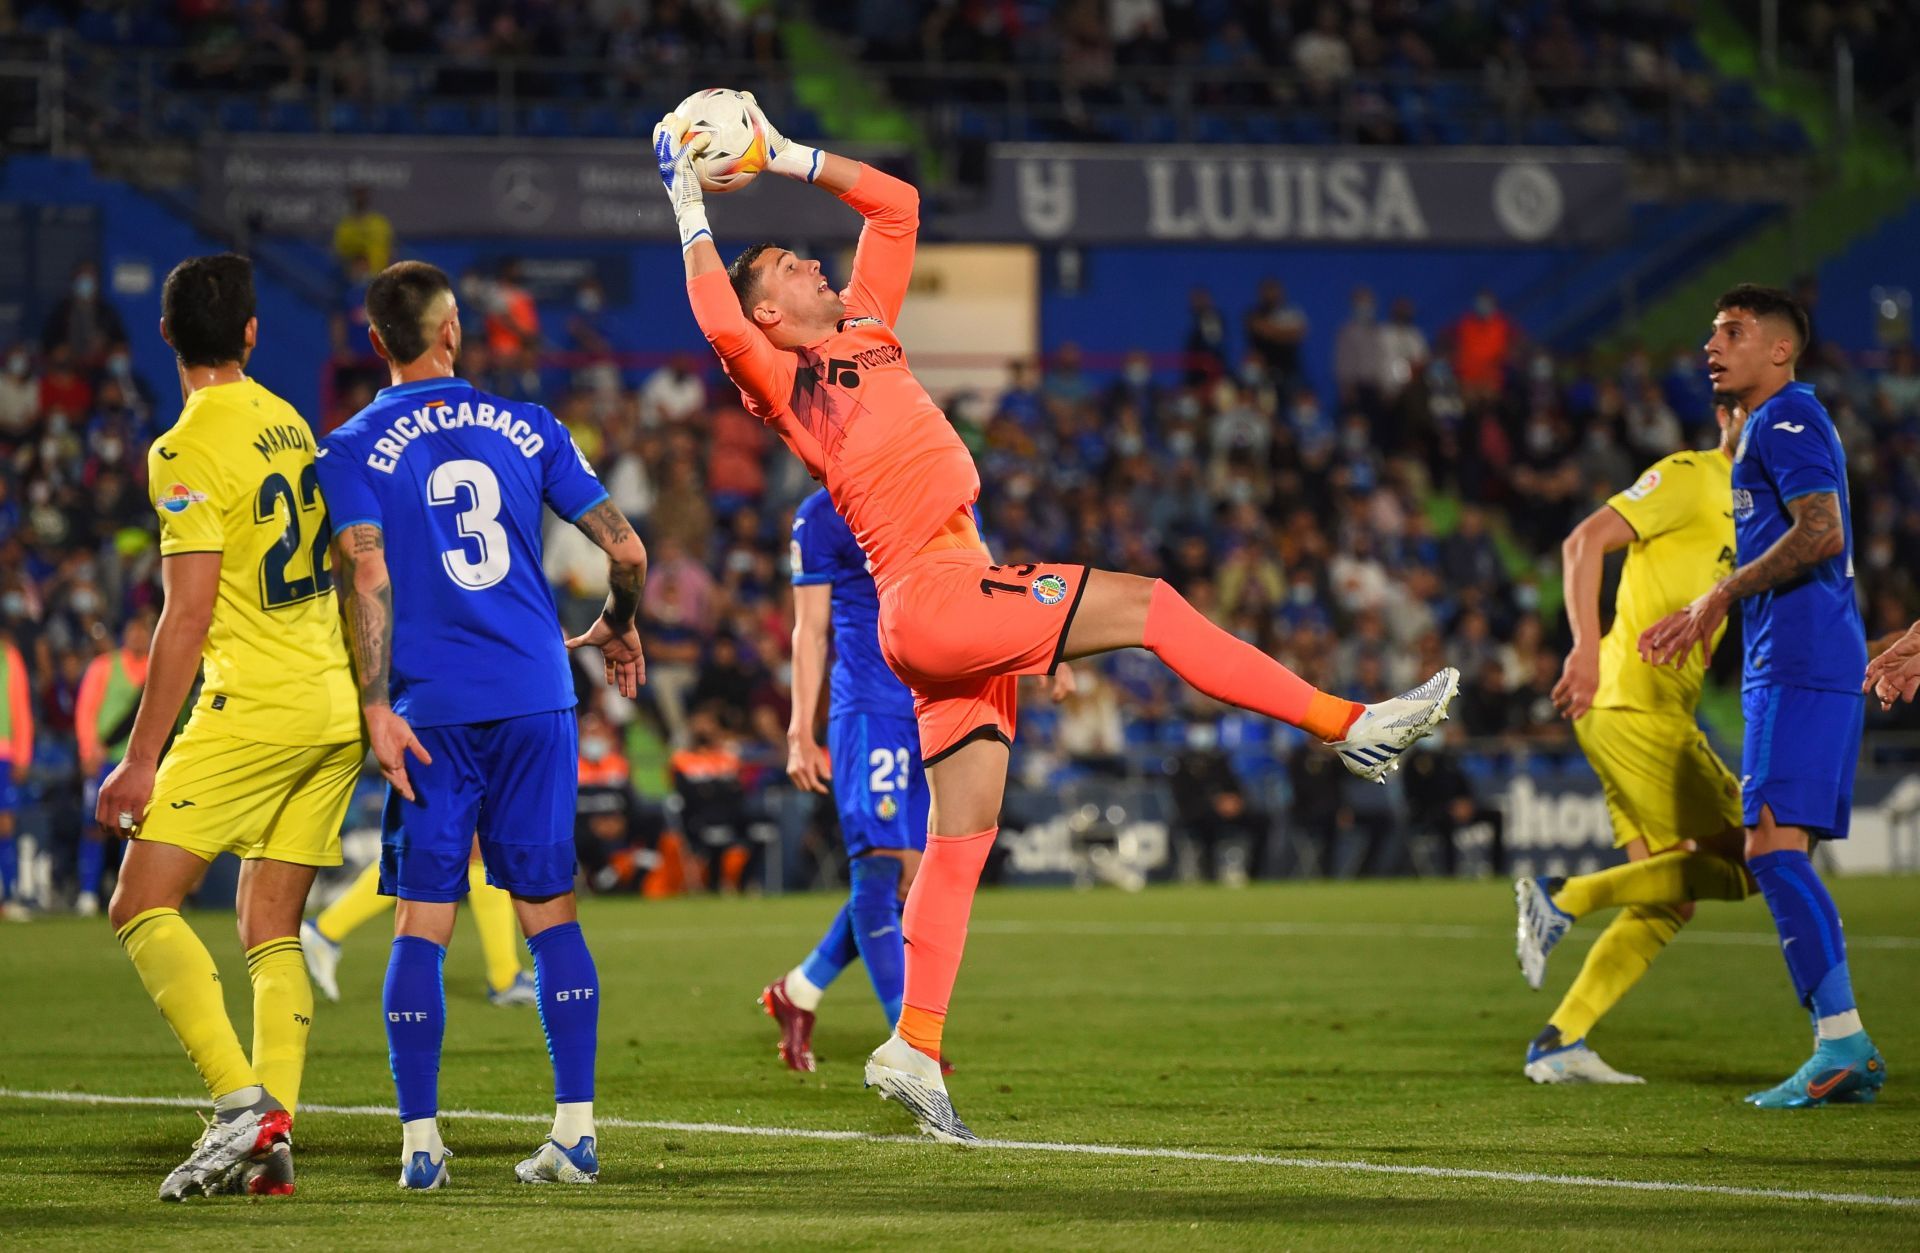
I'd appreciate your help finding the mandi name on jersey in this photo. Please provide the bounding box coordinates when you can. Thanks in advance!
[363,397,547,474]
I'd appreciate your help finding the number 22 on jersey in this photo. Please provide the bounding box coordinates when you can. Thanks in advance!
[256,464,333,610]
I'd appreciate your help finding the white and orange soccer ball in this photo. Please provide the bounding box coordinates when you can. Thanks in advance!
[674,88,769,194]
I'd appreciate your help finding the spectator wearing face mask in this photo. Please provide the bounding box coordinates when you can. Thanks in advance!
[41,262,126,371]
[0,347,38,440]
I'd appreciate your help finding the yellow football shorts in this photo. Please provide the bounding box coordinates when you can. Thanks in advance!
[1573,706,1742,852]
[134,716,366,867]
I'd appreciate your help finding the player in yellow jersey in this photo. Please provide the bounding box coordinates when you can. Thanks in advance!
[1511,401,1755,1083]
[95,254,366,1200]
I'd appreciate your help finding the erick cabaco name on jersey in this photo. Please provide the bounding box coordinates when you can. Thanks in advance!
[360,397,548,474]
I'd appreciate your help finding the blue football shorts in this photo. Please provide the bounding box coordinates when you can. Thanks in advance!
[381,708,579,901]
[829,712,929,858]
[1740,683,1863,840]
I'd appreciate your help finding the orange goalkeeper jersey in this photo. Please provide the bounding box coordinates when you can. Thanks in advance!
[688,165,980,582]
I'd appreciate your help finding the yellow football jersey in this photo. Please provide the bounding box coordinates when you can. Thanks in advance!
[1592,449,1737,714]
[148,378,360,745]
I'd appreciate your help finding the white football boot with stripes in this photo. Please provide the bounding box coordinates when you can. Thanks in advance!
[865,1033,977,1144]
[1330,667,1461,783]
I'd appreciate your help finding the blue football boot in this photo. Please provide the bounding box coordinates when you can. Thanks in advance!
[515,1136,598,1184]
[1747,1032,1886,1108]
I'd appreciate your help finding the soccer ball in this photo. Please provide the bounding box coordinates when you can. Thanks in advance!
[675,88,769,195]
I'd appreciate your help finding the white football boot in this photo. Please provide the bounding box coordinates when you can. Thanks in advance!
[865,1033,977,1144]
[299,920,341,1003]
[1330,668,1461,783]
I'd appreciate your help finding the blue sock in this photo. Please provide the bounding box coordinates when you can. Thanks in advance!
[800,905,858,991]
[848,855,906,1026]
[528,920,598,1104]
[1749,849,1857,1025]
[0,837,15,900]
[383,935,447,1123]
[78,838,104,896]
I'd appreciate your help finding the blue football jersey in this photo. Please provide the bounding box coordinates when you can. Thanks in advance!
[1731,382,1866,693]
[790,488,914,720]
[316,377,608,727]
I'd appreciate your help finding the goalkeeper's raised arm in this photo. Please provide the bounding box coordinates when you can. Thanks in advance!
[653,99,921,418]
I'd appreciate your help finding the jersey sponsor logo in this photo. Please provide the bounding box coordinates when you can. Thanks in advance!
[838,315,883,330]
[1622,469,1661,501]
[1773,421,1806,433]
[158,482,209,513]
[1031,572,1070,605]
[851,343,904,370]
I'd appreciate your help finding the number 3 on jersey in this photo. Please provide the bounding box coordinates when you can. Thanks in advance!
[256,464,332,610]
[429,458,510,590]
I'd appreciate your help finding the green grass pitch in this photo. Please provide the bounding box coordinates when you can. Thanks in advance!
[1,879,1914,1249]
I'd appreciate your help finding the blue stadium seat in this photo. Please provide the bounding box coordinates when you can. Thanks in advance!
[422,103,470,135]
[1770,117,1811,153]
[786,107,823,140]
[375,103,416,134]
[216,97,258,132]
[1194,112,1236,144]
[1131,112,1178,143]
[1284,115,1333,144]
[267,100,317,133]
[157,97,206,138]
[470,103,503,134]
[327,102,370,134]
[1243,114,1283,144]
[579,104,621,138]
[524,104,573,137]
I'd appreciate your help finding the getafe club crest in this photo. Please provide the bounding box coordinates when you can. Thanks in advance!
[876,794,899,821]
[1031,573,1069,605]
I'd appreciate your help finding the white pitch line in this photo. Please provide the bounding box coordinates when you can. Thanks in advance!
[2,1087,1913,1211]
[591,918,1920,951]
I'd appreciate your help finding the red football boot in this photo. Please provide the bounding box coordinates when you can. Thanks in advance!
[760,976,817,1072]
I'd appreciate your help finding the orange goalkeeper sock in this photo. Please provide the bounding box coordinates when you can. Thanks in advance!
[1143,580,1360,740]
[898,827,997,1062]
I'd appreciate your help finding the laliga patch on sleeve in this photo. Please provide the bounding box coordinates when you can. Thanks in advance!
[158,483,210,513]
[1622,469,1661,502]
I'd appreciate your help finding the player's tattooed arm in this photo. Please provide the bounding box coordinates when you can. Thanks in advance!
[1641,492,1846,668]
[567,501,649,698]
[575,500,648,627]
[333,523,395,707]
[1717,491,1846,602]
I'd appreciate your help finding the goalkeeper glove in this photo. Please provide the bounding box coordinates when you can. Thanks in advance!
[742,92,822,184]
[652,114,712,248]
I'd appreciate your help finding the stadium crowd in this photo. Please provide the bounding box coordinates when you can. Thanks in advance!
[6,255,1920,900]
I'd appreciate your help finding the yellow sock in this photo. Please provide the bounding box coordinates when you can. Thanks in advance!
[467,860,524,993]
[1551,851,1749,919]
[1548,905,1686,1042]
[246,937,313,1114]
[117,907,257,1101]
[315,860,392,943]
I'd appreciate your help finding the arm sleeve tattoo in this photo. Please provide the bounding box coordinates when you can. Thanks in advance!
[334,524,395,707]
[574,500,646,628]
[1721,491,1843,601]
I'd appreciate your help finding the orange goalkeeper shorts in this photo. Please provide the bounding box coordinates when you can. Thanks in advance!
[878,550,1090,764]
